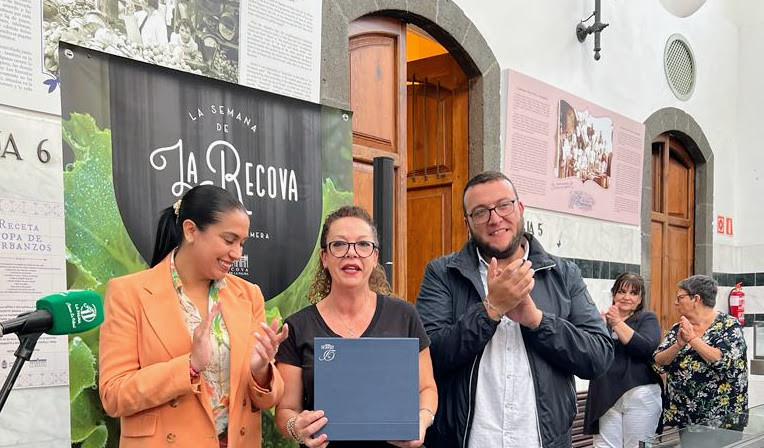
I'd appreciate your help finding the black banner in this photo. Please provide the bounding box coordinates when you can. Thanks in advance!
[59,42,322,299]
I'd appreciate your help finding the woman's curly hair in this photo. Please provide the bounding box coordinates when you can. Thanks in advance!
[306,205,392,304]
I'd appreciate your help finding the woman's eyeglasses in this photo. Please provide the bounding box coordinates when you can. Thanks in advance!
[324,241,377,258]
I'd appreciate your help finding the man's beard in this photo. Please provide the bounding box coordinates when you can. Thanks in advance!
[471,217,525,260]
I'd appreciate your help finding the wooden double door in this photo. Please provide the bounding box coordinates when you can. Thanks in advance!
[650,134,695,333]
[348,17,469,302]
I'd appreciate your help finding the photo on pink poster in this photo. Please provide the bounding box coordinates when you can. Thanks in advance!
[504,70,644,225]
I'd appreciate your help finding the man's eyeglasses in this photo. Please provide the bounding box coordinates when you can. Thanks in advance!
[323,241,377,258]
[675,293,693,303]
[467,199,517,225]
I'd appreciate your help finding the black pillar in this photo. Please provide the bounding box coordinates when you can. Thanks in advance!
[373,156,395,284]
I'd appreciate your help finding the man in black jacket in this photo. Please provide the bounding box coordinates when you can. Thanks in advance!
[416,171,613,448]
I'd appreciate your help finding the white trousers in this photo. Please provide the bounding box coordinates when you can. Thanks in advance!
[592,383,662,448]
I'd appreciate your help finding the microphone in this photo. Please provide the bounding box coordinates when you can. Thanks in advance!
[0,290,103,413]
[0,290,104,337]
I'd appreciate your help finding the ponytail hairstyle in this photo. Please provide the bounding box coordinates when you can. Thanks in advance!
[307,205,392,303]
[150,185,247,267]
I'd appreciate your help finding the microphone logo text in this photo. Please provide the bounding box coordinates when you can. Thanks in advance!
[79,304,97,323]
[66,302,99,328]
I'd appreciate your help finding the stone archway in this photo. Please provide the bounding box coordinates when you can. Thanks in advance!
[642,107,714,292]
[321,0,501,174]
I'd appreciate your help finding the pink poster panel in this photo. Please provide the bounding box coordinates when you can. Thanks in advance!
[503,70,645,225]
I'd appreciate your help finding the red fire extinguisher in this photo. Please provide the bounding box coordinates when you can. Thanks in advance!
[728,282,746,325]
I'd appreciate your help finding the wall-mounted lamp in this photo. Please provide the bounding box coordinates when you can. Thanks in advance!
[659,0,707,18]
[576,0,609,60]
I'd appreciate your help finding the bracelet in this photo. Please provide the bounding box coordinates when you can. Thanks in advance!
[286,416,304,443]
[420,407,436,426]
[484,298,504,321]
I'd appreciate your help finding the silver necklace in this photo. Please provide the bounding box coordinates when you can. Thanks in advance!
[329,291,371,337]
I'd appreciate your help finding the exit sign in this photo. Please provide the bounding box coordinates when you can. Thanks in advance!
[717,215,733,235]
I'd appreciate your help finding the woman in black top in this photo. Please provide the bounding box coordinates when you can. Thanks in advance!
[584,273,662,447]
[274,206,437,448]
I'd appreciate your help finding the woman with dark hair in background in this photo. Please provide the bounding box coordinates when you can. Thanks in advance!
[99,185,286,448]
[654,274,748,430]
[274,205,437,448]
[584,273,662,448]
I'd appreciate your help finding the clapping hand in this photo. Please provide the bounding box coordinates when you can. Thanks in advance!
[679,316,697,344]
[189,302,222,373]
[486,257,534,315]
[604,305,622,327]
[250,318,289,386]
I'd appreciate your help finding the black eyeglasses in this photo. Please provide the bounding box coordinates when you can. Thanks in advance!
[467,199,517,225]
[324,241,377,258]
[675,293,693,303]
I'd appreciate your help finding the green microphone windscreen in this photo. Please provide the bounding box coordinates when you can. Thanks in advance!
[35,290,104,335]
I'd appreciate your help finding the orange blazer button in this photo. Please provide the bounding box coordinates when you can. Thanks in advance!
[166,433,176,443]
[240,427,247,436]
[169,398,179,408]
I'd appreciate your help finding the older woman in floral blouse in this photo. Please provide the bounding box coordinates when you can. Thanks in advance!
[654,275,748,430]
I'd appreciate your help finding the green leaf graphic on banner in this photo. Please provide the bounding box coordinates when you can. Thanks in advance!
[265,306,282,326]
[70,337,107,448]
[66,252,99,292]
[62,113,148,292]
[71,393,107,446]
[81,425,108,448]
[69,337,96,401]
[74,326,103,361]
[262,408,298,448]
[70,386,102,441]
[63,113,147,447]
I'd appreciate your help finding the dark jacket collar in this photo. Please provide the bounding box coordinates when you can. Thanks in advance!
[447,233,557,299]
[525,233,557,271]
[447,239,485,299]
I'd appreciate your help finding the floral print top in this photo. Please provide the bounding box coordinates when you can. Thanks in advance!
[171,250,231,436]
[654,312,748,429]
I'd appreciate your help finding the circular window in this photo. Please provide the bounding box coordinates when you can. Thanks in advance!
[664,34,696,101]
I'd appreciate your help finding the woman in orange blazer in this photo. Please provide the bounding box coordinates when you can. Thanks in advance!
[99,185,286,448]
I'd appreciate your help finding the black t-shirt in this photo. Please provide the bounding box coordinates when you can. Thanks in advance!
[275,293,430,447]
